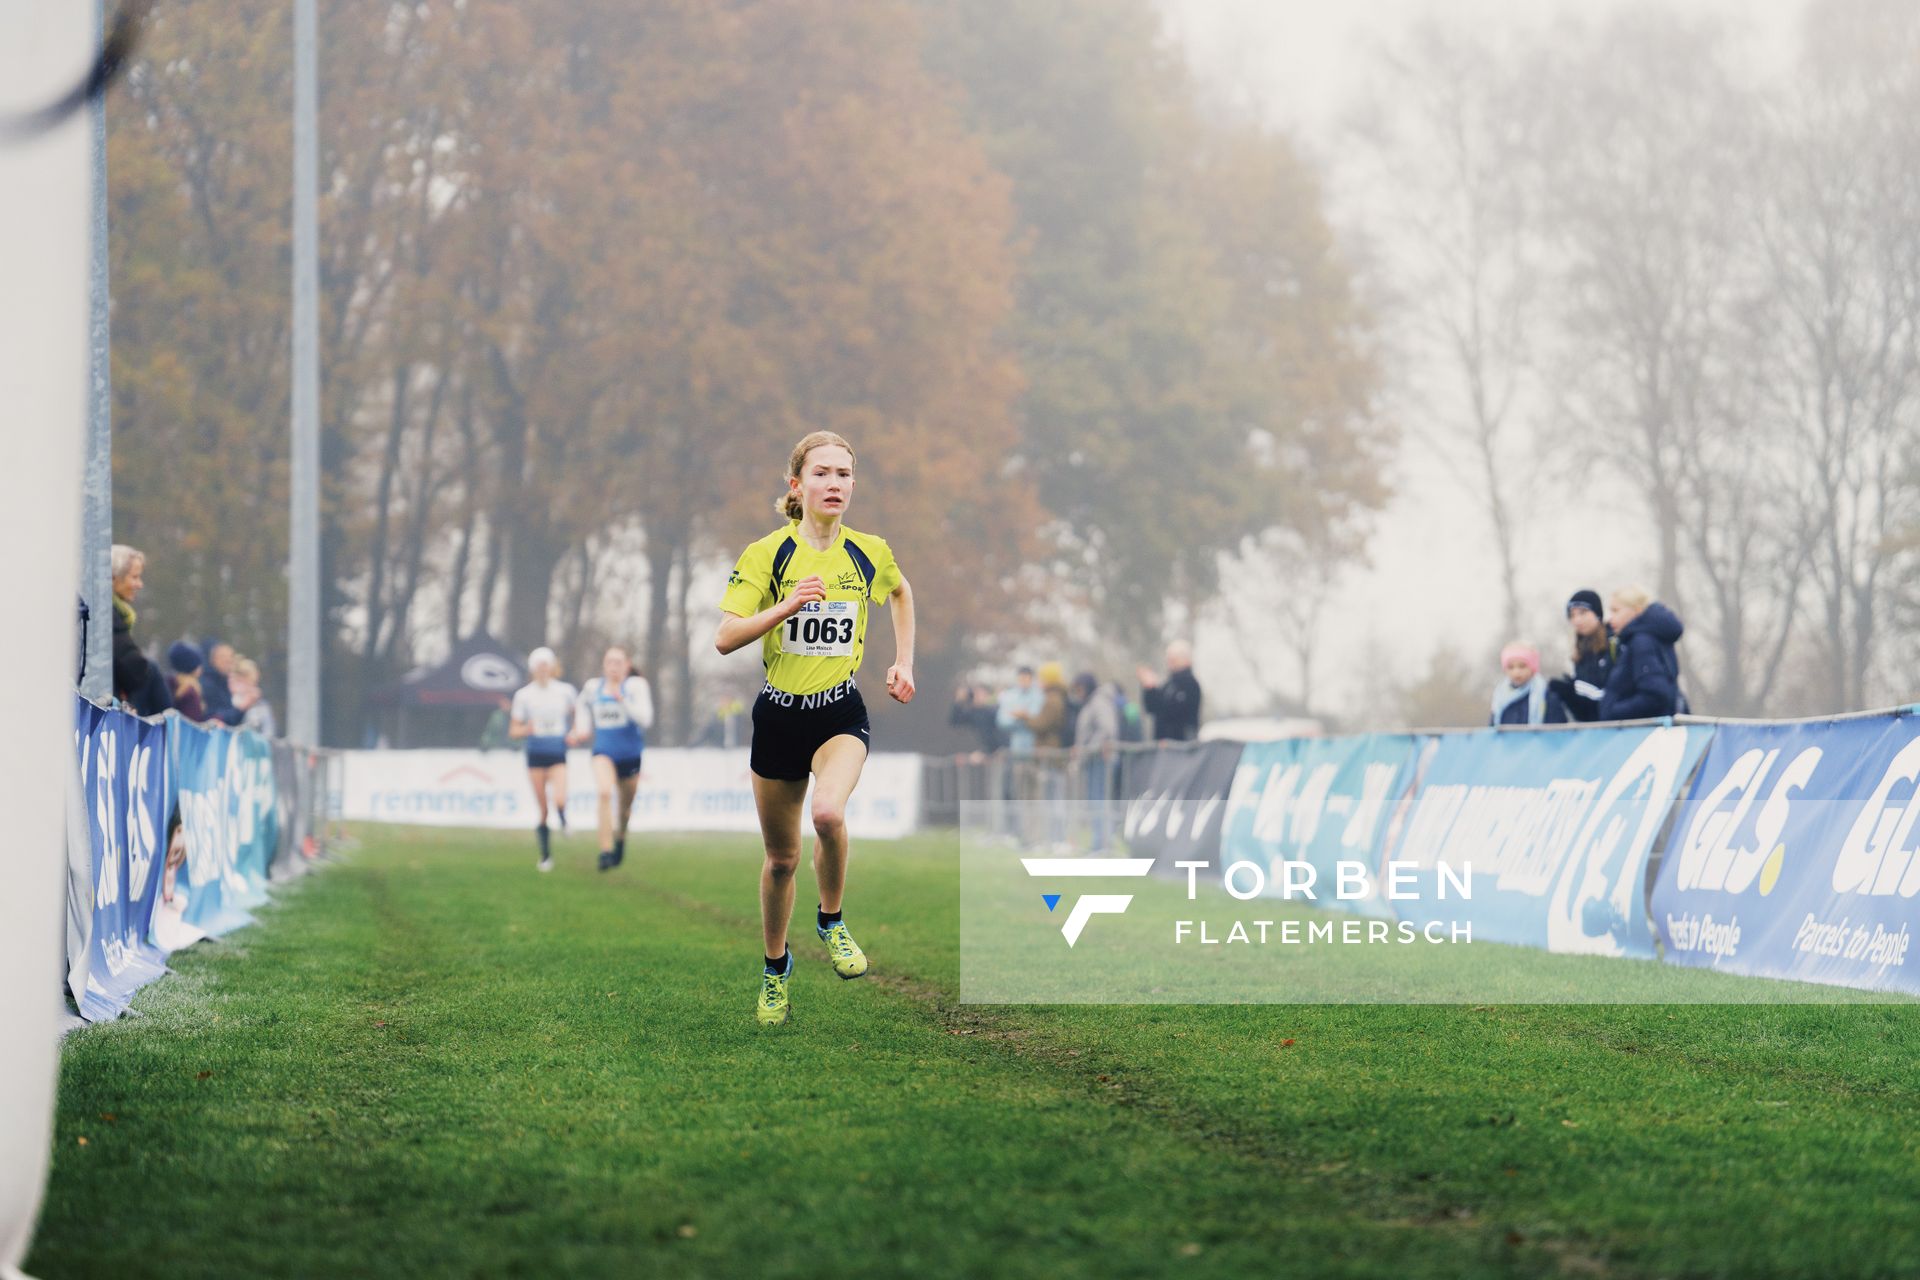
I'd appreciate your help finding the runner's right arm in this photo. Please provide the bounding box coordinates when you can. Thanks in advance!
[715,576,825,654]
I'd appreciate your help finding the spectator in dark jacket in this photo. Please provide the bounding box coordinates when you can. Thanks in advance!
[168,641,210,723]
[200,640,245,726]
[110,544,171,716]
[948,683,1003,754]
[1138,640,1203,741]
[1548,588,1617,723]
[1491,643,1568,726]
[1598,588,1689,720]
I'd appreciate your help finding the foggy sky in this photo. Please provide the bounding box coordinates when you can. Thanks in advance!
[1151,0,1810,722]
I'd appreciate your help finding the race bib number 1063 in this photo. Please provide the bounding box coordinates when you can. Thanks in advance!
[781,600,857,657]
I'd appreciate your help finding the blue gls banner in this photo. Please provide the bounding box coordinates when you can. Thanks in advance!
[1390,726,1714,957]
[1651,715,1920,994]
[74,697,171,1021]
[1219,735,1420,917]
[169,717,275,937]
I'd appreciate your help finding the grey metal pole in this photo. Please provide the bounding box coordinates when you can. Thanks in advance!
[79,0,113,702]
[288,0,321,745]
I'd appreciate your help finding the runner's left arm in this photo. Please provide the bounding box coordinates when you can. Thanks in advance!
[625,677,655,731]
[885,577,915,705]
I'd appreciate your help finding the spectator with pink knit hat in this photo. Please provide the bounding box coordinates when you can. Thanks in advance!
[1491,642,1568,727]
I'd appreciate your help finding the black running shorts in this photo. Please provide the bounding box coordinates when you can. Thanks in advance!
[595,751,642,780]
[750,677,870,781]
[525,736,567,769]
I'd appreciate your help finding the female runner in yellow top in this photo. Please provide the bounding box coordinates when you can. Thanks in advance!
[716,431,915,1026]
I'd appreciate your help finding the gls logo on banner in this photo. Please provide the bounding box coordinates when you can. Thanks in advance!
[1673,745,1823,896]
[1673,735,1920,900]
[1022,857,1155,946]
[1835,736,1920,896]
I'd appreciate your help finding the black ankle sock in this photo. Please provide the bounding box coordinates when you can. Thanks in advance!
[536,825,550,856]
[818,905,842,931]
[764,950,791,976]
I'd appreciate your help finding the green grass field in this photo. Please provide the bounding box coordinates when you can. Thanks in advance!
[30,824,1920,1279]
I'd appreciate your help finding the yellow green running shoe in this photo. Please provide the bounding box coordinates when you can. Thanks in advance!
[817,920,868,979]
[756,961,791,1027]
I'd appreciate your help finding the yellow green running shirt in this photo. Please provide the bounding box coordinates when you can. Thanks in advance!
[720,523,903,696]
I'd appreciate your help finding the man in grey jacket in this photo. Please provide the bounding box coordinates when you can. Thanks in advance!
[1073,673,1122,851]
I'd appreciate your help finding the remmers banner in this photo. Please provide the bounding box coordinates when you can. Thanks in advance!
[1390,725,1713,958]
[1123,740,1247,864]
[1219,735,1421,918]
[168,718,275,937]
[1651,714,1920,994]
[73,697,171,1021]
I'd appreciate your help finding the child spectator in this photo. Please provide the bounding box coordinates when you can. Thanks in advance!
[167,641,210,723]
[233,656,278,737]
[201,640,245,726]
[1491,642,1568,726]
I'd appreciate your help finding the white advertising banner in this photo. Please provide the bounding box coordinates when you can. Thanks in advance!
[334,748,922,839]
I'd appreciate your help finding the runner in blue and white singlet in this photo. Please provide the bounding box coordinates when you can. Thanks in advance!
[572,646,653,871]
[509,647,576,870]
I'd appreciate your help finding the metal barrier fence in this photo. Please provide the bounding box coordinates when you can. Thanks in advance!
[920,742,1168,831]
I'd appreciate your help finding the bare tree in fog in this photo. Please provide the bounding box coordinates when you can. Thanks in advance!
[1354,23,1543,642]
[1537,12,1815,714]
[1757,0,1920,709]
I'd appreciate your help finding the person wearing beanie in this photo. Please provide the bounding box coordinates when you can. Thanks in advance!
[1491,642,1568,726]
[1023,662,1071,751]
[1022,663,1074,849]
[1549,588,1618,723]
[167,640,209,723]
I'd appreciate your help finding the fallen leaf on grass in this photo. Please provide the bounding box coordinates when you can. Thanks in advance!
[196,1071,212,1080]
[676,1224,697,1239]
[1282,1039,1296,1047]
[76,1136,88,1147]
[99,1113,116,1125]
[1561,1120,1581,1129]
[373,1020,388,1028]
[1179,1243,1202,1257]
[1505,1231,1525,1246]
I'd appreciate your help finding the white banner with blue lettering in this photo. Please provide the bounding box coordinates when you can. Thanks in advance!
[335,747,921,839]
[1390,725,1713,958]
[1219,735,1420,917]
[169,715,277,938]
[1651,714,1920,994]
[73,697,171,1021]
